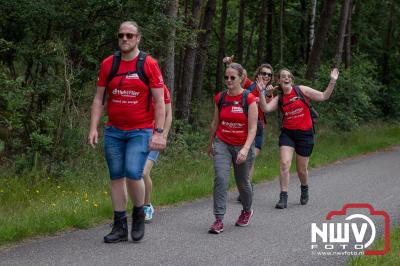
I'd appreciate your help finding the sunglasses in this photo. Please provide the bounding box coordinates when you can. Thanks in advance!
[117,33,138,39]
[259,72,273,77]
[224,76,236,81]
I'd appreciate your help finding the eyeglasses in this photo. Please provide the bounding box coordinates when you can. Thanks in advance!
[259,72,273,77]
[117,33,138,39]
[224,76,236,81]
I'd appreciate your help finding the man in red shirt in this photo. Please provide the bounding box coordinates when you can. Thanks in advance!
[88,21,166,243]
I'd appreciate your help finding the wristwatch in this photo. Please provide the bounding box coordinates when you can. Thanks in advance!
[155,128,164,134]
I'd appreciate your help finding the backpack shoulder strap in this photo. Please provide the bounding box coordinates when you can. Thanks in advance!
[241,89,249,117]
[294,85,311,108]
[102,51,121,105]
[217,91,228,112]
[246,82,257,93]
[137,51,149,85]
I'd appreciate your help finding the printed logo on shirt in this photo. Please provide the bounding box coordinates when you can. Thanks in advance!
[231,106,244,113]
[112,88,140,97]
[126,73,139,79]
[221,120,244,128]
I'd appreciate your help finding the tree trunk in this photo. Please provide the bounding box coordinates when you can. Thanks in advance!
[382,0,395,84]
[162,0,179,98]
[257,0,268,66]
[299,0,308,62]
[215,0,228,93]
[334,0,351,68]
[244,16,256,67]
[265,0,274,64]
[175,0,201,121]
[236,0,245,64]
[279,0,284,65]
[192,0,217,99]
[344,0,353,68]
[309,0,317,53]
[305,0,337,81]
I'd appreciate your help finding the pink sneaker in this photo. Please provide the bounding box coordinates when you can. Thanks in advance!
[235,210,254,227]
[209,219,224,234]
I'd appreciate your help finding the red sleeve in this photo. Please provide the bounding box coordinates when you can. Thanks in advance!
[144,56,164,89]
[214,92,222,105]
[96,55,113,87]
[164,85,171,104]
[244,78,253,90]
[247,93,257,105]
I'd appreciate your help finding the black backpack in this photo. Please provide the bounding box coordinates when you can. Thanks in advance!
[217,89,250,117]
[278,86,319,133]
[102,50,152,111]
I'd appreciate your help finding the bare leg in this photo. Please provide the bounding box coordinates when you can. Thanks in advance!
[110,178,128,211]
[143,159,155,205]
[127,179,145,207]
[279,146,295,192]
[296,154,310,186]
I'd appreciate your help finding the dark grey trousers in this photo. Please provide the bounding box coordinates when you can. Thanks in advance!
[212,137,255,220]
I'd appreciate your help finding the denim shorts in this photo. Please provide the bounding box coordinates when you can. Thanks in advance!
[104,126,152,180]
[147,150,160,163]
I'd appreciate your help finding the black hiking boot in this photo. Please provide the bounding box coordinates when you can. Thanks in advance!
[104,216,128,243]
[131,207,145,242]
[275,192,288,209]
[300,185,309,205]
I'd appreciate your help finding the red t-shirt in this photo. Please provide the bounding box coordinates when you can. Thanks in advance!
[281,87,312,131]
[215,91,256,146]
[250,88,267,128]
[97,53,164,130]
[243,78,253,90]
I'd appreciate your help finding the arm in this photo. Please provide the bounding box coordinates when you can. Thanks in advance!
[207,104,219,157]
[300,68,339,102]
[258,90,279,113]
[88,86,105,148]
[149,88,166,150]
[163,102,172,139]
[236,102,257,164]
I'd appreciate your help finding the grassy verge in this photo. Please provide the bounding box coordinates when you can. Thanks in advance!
[347,225,400,265]
[0,121,399,246]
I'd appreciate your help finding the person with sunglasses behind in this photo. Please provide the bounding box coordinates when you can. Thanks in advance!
[88,21,166,243]
[256,67,339,209]
[207,63,258,234]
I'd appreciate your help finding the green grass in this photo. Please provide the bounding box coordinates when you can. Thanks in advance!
[0,121,399,247]
[347,225,400,265]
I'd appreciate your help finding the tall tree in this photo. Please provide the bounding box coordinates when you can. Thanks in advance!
[344,0,353,68]
[215,0,228,93]
[236,0,245,63]
[279,0,285,64]
[334,0,351,68]
[192,0,217,99]
[382,0,395,84]
[265,0,274,64]
[257,0,268,66]
[175,0,201,121]
[309,0,317,53]
[162,0,179,98]
[305,0,337,80]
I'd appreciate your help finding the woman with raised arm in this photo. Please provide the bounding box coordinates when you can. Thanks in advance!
[257,68,339,209]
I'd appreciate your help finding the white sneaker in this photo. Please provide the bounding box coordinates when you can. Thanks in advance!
[144,204,154,222]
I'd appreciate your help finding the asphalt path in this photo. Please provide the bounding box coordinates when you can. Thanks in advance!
[1,147,399,266]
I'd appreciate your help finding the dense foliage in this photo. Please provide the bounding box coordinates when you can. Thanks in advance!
[0,0,399,177]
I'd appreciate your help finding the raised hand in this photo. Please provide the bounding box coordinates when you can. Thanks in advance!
[330,68,339,81]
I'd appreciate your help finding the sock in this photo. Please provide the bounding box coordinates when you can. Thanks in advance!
[114,210,126,219]
[133,205,144,214]
[301,185,309,189]
[280,191,288,196]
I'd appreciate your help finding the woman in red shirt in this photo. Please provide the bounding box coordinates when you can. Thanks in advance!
[207,63,258,233]
[258,67,339,209]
